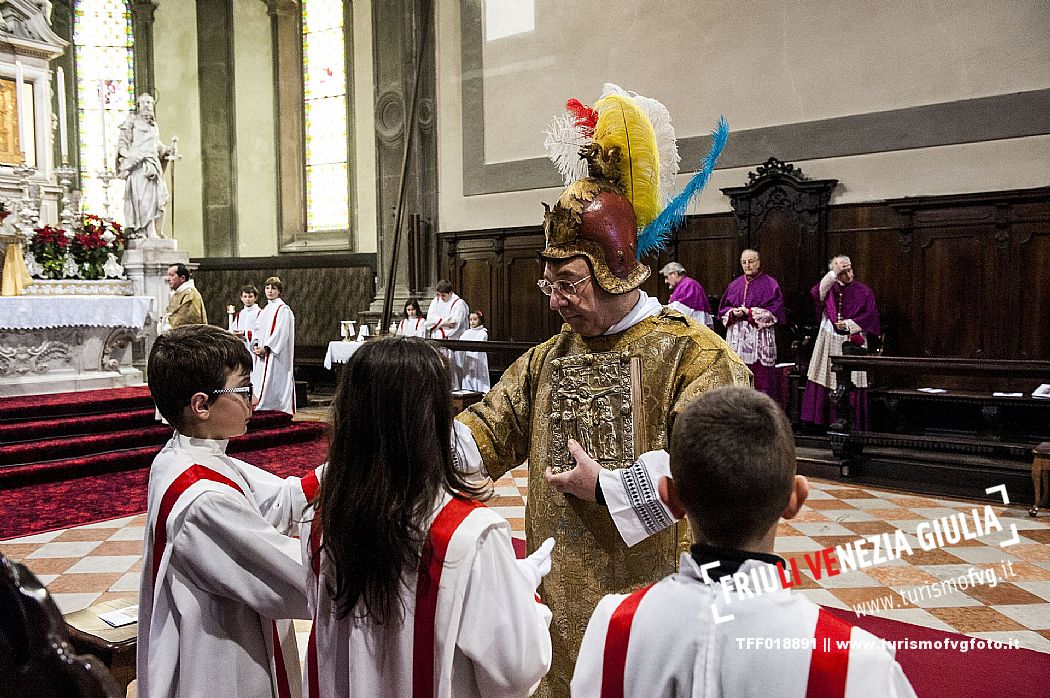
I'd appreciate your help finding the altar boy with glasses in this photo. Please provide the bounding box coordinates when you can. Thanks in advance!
[140,324,323,698]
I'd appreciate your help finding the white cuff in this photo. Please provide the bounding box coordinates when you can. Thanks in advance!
[453,419,486,478]
[819,271,836,300]
[845,319,862,335]
[600,450,678,547]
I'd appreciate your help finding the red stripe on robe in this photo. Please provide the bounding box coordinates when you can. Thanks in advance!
[150,463,293,698]
[151,463,244,584]
[413,496,483,698]
[600,584,655,698]
[806,608,853,698]
[257,305,283,402]
[300,469,319,501]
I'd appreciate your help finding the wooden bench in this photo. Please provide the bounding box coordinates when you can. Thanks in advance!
[1033,442,1050,517]
[827,356,1050,495]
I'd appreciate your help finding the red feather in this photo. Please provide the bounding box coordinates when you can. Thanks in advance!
[566,98,598,137]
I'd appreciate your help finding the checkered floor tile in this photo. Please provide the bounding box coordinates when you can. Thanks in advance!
[3,472,1049,654]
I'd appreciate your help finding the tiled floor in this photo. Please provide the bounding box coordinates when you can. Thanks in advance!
[2,469,1049,654]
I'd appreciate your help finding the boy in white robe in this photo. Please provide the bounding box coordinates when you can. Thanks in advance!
[252,276,296,414]
[425,279,469,340]
[572,386,916,698]
[230,284,262,353]
[140,324,323,698]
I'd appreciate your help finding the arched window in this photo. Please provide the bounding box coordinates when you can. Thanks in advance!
[73,0,135,220]
[302,0,350,234]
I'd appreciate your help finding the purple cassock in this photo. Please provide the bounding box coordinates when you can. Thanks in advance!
[668,276,713,326]
[717,272,786,399]
[802,279,881,427]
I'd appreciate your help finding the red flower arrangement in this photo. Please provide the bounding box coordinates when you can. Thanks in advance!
[28,216,127,280]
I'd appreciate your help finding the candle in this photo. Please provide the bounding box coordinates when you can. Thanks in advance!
[98,80,108,170]
[227,305,236,331]
[56,67,68,164]
[15,60,26,160]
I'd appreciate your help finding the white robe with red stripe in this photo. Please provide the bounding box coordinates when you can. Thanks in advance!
[572,556,916,698]
[301,491,552,698]
[251,298,296,414]
[137,433,322,698]
[425,293,469,340]
[232,303,262,353]
[397,316,429,338]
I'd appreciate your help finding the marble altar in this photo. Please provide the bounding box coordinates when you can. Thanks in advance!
[0,294,152,396]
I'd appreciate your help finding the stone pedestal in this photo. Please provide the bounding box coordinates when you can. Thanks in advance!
[121,238,188,374]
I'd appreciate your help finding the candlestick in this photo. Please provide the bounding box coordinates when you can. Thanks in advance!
[15,60,27,161]
[98,80,108,170]
[56,67,68,164]
[55,164,77,228]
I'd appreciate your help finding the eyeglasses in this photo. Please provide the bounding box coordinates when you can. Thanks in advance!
[209,385,253,402]
[536,275,592,297]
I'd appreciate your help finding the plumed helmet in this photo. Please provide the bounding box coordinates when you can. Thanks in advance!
[541,84,730,295]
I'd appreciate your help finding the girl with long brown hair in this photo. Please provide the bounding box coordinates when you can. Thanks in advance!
[301,336,553,697]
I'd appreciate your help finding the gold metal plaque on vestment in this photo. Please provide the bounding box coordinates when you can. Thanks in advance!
[548,351,644,474]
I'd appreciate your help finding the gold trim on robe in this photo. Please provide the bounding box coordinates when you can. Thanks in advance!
[457,308,752,697]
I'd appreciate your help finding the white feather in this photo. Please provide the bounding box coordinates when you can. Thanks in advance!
[544,111,589,185]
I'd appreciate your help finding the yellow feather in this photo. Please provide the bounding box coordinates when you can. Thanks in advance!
[592,94,661,228]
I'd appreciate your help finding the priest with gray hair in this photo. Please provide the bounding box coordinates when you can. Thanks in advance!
[659,262,713,328]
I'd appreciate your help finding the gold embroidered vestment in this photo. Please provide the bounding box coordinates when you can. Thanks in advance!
[457,309,751,697]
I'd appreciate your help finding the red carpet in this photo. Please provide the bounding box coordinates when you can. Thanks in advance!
[0,386,328,537]
[0,431,328,539]
[824,606,1050,697]
[0,386,154,422]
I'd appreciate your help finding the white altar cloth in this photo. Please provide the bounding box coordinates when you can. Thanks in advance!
[324,340,364,370]
[0,295,153,330]
[0,295,153,396]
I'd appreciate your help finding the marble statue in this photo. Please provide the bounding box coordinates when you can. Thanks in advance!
[116,94,169,239]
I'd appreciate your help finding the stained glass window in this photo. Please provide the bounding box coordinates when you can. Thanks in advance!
[74,0,134,221]
[302,0,350,233]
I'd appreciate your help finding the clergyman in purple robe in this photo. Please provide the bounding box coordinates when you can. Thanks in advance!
[802,255,881,428]
[717,249,786,398]
[660,262,713,327]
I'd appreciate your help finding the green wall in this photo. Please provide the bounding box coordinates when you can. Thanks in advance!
[233,0,278,256]
[154,1,204,257]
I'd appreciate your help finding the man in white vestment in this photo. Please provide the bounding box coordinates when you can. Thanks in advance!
[251,276,296,414]
[117,94,170,239]
[140,325,323,698]
[425,279,469,340]
[572,387,916,698]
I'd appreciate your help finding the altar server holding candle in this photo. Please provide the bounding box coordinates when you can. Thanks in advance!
[231,284,261,353]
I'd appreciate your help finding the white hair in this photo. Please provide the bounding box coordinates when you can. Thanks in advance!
[828,254,851,270]
[660,262,686,276]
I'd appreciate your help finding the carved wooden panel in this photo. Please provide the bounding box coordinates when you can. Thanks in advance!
[913,232,988,357]
[1013,224,1050,359]
[438,187,1050,360]
[721,158,838,338]
[456,255,497,330]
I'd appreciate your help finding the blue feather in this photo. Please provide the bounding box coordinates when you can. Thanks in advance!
[636,117,729,260]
